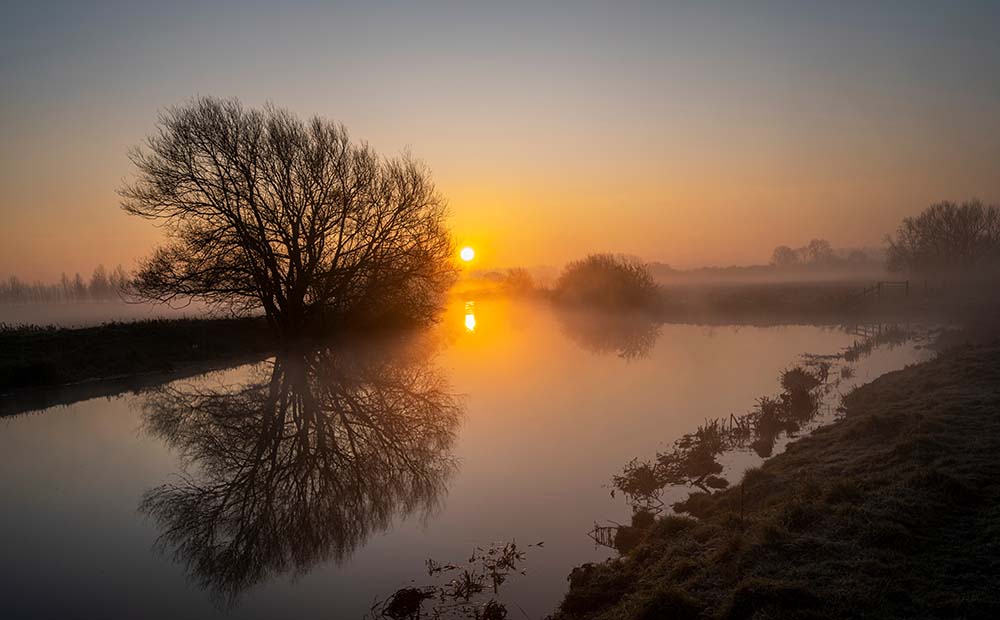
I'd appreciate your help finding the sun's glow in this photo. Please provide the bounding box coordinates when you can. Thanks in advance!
[459,246,475,262]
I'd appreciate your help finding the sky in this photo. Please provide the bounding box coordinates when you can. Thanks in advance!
[2,0,999,281]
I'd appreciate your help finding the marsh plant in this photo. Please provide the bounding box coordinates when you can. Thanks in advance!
[611,364,828,519]
[370,541,540,620]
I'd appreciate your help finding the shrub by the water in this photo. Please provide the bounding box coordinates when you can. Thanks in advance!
[554,254,659,309]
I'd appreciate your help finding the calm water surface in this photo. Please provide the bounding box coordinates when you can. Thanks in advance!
[0,299,932,619]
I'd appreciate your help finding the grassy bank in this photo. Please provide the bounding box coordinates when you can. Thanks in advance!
[554,341,1000,619]
[0,317,274,394]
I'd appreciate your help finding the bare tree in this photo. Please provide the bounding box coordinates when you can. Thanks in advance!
[89,265,111,299]
[886,200,1000,274]
[0,265,131,303]
[770,245,799,267]
[72,273,87,299]
[120,97,456,337]
[59,273,72,300]
[803,238,834,265]
[110,265,131,295]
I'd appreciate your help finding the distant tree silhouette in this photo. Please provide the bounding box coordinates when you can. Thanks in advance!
[120,97,456,337]
[59,273,72,299]
[501,267,535,293]
[89,265,110,299]
[554,254,659,309]
[476,267,536,294]
[0,265,131,303]
[886,200,1000,274]
[803,238,835,265]
[770,245,799,267]
[109,265,131,293]
[72,273,87,299]
[769,239,877,271]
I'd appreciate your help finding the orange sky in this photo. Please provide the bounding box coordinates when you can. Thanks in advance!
[2,2,999,281]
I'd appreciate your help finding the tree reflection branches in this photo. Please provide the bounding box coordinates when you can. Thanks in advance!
[139,340,463,603]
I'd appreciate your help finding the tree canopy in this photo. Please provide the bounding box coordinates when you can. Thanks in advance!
[554,254,659,309]
[886,200,1000,274]
[121,97,456,337]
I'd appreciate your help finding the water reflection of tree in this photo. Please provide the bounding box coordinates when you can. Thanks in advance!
[138,341,463,604]
[558,310,661,360]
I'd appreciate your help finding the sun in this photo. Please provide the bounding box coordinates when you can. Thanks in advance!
[459,246,475,262]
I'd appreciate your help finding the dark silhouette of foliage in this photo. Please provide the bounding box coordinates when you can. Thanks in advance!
[0,317,272,397]
[554,254,659,309]
[0,265,130,303]
[770,245,798,267]
[768,239,873,269]
[886,200,1000,274]
[371,541,539,619]
[121,97,456,337]
[497,267,535,294]
[802,239,835,265]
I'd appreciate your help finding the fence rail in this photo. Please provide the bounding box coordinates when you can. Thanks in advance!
[846,280,911,305]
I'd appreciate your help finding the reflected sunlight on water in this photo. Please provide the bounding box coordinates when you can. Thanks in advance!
[464,300,476,332]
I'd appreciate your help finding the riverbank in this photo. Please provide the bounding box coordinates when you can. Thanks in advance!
[0,317,273,395]
[553,340,1000,619]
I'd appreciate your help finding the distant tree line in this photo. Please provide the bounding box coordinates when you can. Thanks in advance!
[770,239,878,269]
[472,268,537,294]
[0,265,131,303]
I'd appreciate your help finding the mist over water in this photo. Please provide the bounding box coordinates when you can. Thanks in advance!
[0,300,214,328]
[0,298,932,618]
